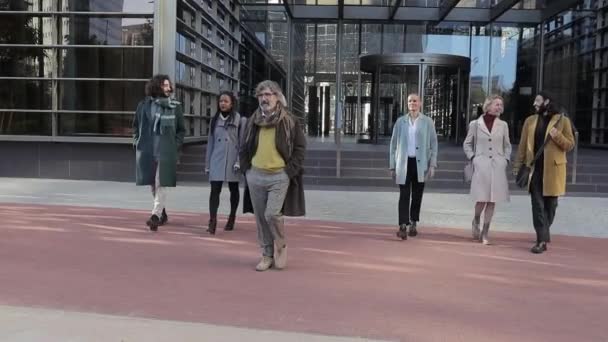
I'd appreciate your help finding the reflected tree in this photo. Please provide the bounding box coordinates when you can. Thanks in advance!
[0,0,49,134]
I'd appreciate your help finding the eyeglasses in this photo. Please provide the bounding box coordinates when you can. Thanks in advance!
[256,92,275,98]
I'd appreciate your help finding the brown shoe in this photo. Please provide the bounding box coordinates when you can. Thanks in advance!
[274,244,287,270]
[255,256,273,272]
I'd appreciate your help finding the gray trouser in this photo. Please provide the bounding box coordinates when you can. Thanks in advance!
[246,168,290,257]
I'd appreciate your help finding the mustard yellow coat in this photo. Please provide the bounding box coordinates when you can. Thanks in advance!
[513,114,575,196]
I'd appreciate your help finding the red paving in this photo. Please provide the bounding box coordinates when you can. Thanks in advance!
[1,203,607,341]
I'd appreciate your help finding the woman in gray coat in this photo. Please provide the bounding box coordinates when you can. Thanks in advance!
[205,91,246,234]
[463,95,512,245]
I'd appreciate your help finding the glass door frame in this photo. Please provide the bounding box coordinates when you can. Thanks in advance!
[361,53,471,144]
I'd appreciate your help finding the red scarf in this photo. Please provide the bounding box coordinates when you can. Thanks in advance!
[483,114,497,132]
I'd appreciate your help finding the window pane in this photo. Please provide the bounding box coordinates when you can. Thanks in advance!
[0,48,54,77]
[60,0,155,13]
[0,80,52,109]
[58,113,133,136]
[361,24,381,55]
[58,80,146,111]
[0,14,54,45]
[59,47,153,78]
[0,112,52,135]
[0,0,50,11]
[383,24,404,53]
[61,17,154,46]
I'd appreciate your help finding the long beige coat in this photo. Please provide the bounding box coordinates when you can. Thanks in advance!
[463,115,512,203]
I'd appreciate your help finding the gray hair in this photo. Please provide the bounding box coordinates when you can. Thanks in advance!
[482,95,504,113]
[255,80,287,107]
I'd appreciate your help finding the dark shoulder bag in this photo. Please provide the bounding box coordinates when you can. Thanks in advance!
[516,115,563,189]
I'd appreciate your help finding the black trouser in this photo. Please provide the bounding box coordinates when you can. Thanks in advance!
[209,181,240,219]
[529,171,558,243]
[398,157,426,226]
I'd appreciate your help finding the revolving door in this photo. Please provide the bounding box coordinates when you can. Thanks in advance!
[360,53,470,144]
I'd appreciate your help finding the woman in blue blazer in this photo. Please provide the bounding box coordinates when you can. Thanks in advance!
[389,94,438,240]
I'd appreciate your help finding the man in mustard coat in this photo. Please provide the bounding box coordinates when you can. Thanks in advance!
[513,92,575,254]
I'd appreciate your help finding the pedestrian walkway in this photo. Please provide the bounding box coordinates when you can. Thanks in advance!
[0,178,607,341]
[0,305,376,342]
[1,178,607,238]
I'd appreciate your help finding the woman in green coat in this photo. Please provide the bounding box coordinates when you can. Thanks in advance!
[133,75,185,231]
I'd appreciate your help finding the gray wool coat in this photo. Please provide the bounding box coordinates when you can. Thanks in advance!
[463,115,512,203]
[205,113,246,182]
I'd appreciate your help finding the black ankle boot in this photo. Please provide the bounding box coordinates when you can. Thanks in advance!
[396,224,408,240]
[531,242,547,254]
[224,215,236,231]
[206,218,217,235]
[146,214,160,232]
[159,209,168,226]
[408,222,418,237]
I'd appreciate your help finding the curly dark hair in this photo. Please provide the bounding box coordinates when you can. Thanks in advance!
[537,91,554,103]
[145,74,172,98]
[210,91,238,135]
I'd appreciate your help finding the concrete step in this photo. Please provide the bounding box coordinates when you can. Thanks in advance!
[177,171,608,194]
[178,143,608,194]
[182,145,607,164]
[179,158,608,179]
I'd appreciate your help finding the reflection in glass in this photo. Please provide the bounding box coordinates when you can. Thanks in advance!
[422,23,470,57]
[0,13,55,45]
[59,47,152,78]
[0,80,52,109]
[361,0,390,5]
[382,24,404,53]
[423,65,459,139]
[376,65,419,139]
[456,0,491,8]
[0,112,51,135]
[268,21,289,71]
[402,0,439,7]
[58,80,146,111]
[305,24,315,73]
[316,24,337,74]
[0,48,53,77]
[361,24,381,55]
[61,0,155,13]
[61,17,153,46]
[470,25,490,117]
[58,113,133,136]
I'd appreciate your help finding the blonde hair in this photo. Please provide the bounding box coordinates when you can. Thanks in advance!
[255,80,287,107]
[482,95,504,114]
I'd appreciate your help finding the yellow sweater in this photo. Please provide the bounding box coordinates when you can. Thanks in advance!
[252,127,286,172]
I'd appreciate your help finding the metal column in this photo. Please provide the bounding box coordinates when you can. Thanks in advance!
[335,20,343,177]
[153,0,177,79]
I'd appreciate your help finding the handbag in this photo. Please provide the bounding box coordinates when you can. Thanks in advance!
[515,115,563,189]
[463,122,478,183]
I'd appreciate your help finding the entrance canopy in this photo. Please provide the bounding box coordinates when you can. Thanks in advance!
[245,0,581,24]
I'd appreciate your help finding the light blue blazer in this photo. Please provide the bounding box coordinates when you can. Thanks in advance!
[389,113,438,184]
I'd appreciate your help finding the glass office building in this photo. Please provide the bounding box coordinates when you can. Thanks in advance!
[1,0,607,147]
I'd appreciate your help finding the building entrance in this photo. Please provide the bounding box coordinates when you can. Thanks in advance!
[359,53,470,144]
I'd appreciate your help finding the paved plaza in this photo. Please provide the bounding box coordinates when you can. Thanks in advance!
[0,178,607,341]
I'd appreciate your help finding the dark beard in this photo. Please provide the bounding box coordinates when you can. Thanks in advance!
[535,103,546,114]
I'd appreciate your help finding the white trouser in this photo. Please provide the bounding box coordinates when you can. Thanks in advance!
[151,164,166,217]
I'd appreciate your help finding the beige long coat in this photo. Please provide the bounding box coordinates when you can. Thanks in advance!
[463,115,512,203]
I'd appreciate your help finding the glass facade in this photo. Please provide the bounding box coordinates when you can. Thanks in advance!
[0,0,154,137]
[1,0,606,146]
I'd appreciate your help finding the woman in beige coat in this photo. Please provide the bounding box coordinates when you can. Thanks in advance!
[463,95,512,245]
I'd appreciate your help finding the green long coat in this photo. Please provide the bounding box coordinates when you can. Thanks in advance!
[133,97,185,187]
